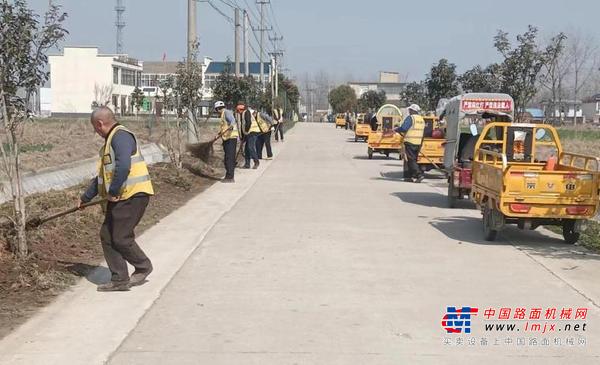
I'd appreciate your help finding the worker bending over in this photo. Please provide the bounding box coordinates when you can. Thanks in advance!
[215,101,239,183]
[80,107,154,292]
[255,110,274,160]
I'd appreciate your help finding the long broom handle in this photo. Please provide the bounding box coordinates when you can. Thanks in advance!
[36,199,107,226]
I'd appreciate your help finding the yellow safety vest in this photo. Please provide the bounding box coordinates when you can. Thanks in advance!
[98,125,154,200]
[256,112,272,133]
[220,109,239,140]
[249,111,261,133]
[404,115,425,145]
[273,108,283,125]
[239,110,260,135]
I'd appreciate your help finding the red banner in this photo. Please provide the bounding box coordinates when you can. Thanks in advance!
[461,99,513,112]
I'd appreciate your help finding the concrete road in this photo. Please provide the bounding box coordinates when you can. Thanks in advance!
[104,123,600,364]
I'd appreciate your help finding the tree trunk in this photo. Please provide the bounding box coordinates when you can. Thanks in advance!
[11,132,27,257]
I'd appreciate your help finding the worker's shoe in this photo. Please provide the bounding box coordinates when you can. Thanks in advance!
[130,266,153,287]
[252,160,260,169]
[221,178,235,183]
[265,156,273,160]
[241,164,251,169]
[415,175,425,183]
[403,178,413,182]
[97,281,130,292]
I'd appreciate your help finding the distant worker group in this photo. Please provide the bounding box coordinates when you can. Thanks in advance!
[214,100,285,183]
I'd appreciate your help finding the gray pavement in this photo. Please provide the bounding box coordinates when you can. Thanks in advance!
[109,123,600,364]
[2,123,600,364]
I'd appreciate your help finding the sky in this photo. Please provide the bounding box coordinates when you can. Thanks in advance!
[30,0,600,83]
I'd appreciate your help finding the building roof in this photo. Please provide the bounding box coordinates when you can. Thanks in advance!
[143,61,180,74]
[205,62,270,75]
[348,81,406,87]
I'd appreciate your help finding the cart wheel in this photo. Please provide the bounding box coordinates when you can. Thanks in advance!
[367,147,373,159]
[562,220,580,245]
[447,179,457,209]
[483,206,499,241]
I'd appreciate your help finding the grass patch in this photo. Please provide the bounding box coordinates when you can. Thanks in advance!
[557,128,600,142]
[547,220,600,252]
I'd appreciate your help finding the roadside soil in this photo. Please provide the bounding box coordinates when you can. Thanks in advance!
[0,160,222,340]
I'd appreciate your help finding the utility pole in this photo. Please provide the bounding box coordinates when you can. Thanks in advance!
[269,33,283,98]
[256,0,271,89]
[234,8,241,77]
[243,10,249,76]
[187,0,197,62]
[186,0,198,143]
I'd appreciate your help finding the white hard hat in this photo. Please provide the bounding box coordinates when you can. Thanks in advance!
[408,104,421,113]
[214,101,225,110]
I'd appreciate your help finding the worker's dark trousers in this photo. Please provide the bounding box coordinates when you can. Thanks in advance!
[404,142,423,179]
[223,138,237,179]
[256,131,273,159]
[100,195,152,283]
[274,123,284,141]
[244,132,259,166]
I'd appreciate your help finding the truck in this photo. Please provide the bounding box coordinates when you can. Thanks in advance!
[441,93,515,207]
[471,122,600,244]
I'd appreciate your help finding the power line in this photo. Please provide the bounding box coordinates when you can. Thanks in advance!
[206,0,233,23]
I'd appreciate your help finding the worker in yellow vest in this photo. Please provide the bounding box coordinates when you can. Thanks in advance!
[79,106,154,292]
[395,104,426,183]
[273,108,285,142]
[215,101,239,182]
[237,104,260,169]
[255,110,274,160]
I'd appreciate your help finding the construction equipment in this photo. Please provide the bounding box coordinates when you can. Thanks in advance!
[367,104,403,159]
[442,93,515,208]
[471,122,600,244]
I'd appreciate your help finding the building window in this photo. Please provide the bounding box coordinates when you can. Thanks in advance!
[121,69,136,86]
[113,67,119,84]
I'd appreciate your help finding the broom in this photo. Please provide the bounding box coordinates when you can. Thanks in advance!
[0,199,107,231]
[186,126,232,163]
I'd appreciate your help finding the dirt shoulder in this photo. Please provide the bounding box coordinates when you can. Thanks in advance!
[0,162,218,340]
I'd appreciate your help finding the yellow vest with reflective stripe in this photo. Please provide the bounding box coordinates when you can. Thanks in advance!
[249,111,261,133]
[220,109,239,140]
[98,125,154,200]
[256,112,272,133]
[404,115,425,145]
[273,108,283,125]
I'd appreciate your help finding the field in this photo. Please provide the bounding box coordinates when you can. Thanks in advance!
[557,126,600,156]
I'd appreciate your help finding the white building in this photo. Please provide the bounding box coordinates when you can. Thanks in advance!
[348,71,406,107]
[49,47,142,116]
